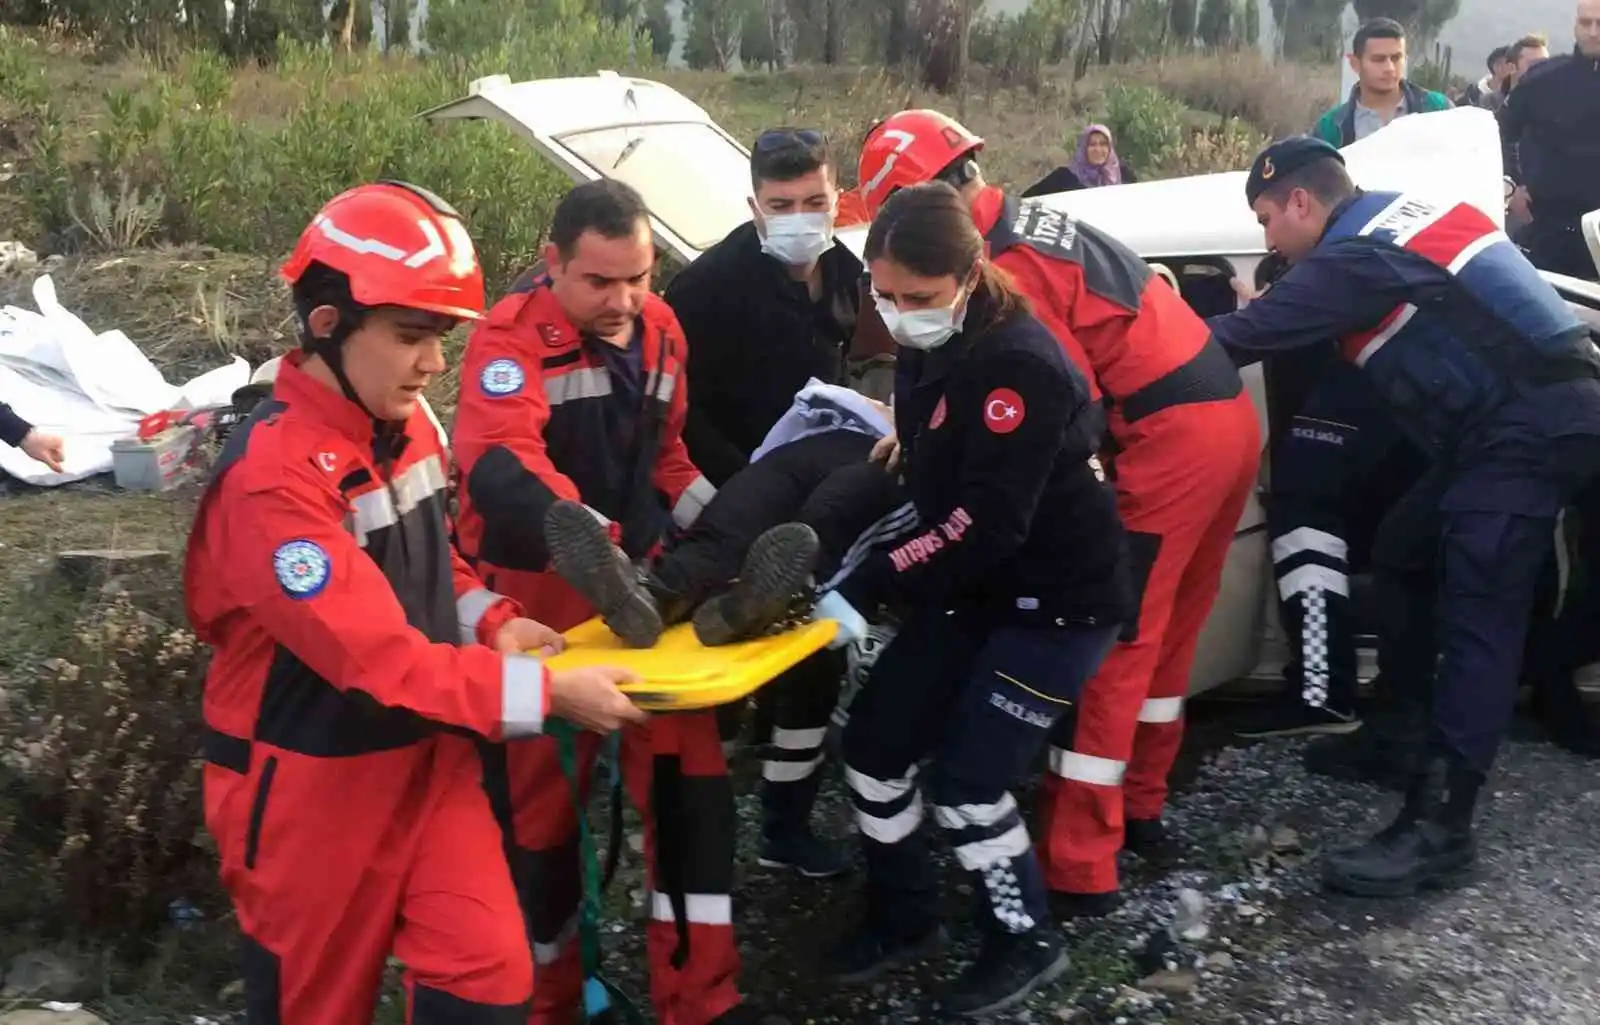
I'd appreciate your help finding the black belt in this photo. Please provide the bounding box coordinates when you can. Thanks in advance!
[1115,337,1244,425]
[203,726,251,774]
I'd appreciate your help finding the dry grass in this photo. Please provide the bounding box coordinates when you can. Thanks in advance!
[659,64,1095,192]
[0,246,288,380]
[1112,51,1339,139]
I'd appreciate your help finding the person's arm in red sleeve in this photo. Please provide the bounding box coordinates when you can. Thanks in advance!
[219,465,549,740]
[653,314,716,530]
[449,534,525,645]
[453,310,621,560]
[852,351,1084,611]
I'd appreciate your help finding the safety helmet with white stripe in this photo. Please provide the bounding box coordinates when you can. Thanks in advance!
[280,181,485,422]
[282,180,487,320]
[857,110,985,219]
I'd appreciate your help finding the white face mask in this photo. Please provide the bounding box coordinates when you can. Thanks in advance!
[758,211,834,266]
[874,288,970,352]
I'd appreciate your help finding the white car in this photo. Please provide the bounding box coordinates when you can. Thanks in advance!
[423,75,1600,696]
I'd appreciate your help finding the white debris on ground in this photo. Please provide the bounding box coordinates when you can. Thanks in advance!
[0,273,248,486]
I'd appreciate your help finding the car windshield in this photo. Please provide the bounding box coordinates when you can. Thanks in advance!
[555,121,753,252]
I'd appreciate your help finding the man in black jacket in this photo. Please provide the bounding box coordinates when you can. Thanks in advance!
[1500,3,1600,281]
[664,129,889,880]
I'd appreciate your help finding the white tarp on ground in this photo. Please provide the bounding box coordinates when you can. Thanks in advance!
[0,274,249,487]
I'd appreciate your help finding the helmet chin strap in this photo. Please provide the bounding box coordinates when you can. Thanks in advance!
[300,313,403,436]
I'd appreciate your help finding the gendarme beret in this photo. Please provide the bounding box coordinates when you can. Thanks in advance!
[1246,136,1346,206]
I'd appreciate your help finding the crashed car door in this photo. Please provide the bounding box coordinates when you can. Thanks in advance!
[421,72,760,266]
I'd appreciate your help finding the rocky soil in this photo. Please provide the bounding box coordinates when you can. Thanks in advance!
[2,708,1596,1025]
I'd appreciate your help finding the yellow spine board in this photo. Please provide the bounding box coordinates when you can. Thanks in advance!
[542,617,841,711]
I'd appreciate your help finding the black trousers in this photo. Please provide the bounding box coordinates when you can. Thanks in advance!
[841,607,1118,936]
[1373,393,1600,772]
[1268,359,1426,711]
[654,430,904,603]
[655,430,908,828]
[1520,216,1599,283]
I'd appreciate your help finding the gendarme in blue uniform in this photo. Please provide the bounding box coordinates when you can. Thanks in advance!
[1210,185,1600,776]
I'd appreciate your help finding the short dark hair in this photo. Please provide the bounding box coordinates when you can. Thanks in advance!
[1353,17,1405,56]
[1257,157,1357,209]
[750,128,834,189]
[1487,44,1510,70]
[550,179,650,259]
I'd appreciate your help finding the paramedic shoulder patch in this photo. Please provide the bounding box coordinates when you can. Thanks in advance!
[274,539,331,599]
[480,358,526,398]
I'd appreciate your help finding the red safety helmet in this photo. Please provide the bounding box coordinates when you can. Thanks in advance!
[857,110,985,218]
[280,180,487,321]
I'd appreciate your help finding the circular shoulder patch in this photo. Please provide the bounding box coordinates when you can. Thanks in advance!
[273,539,332,600]
[983,387,1027,435]
[480,358,526,398]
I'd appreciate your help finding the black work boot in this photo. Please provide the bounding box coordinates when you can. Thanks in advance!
[939,928,1071,1018]
[823,835,943,983]
[543,500,665,647]
[693,523,820,646]
[1122,816,1179,866]
[758,773,851,879]
[709,1003,791,1025]
[1529,670,1600,758]
[1303,707,1426,791]
[1321,754,1483,898]
[1234,696,1362,739]
[1049,889,1121,920]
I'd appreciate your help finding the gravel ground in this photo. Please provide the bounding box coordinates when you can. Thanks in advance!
[588,704,1600,1025]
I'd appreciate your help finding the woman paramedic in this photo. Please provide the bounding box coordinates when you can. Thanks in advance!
[184,181,644,1025]
[819,182,1132,1017]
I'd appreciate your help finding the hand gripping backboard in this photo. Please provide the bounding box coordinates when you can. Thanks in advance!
[543,616,840,711]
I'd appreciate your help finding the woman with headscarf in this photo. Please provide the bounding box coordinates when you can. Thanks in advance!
[1022,123,1138,198]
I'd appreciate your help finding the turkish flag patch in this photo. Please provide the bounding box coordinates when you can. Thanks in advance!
[983,387,1026,434]
[929,396,948,430]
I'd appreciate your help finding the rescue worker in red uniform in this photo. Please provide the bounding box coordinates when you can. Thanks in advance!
[185,181,644,1025]
[452,179,772,1025]
[857,111,1264,914]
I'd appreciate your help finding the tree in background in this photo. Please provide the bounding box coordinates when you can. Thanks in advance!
[1169,0,1198,46]
[1271,0,1347,60]
[329,0,375,51]
[1353,0,1461,48]
[1242,0,1260,48]
[741,0,778,68]
[643,0,674,58]
[1197,0,1235,48]
[684,0,741,69]
[380,0,412,51]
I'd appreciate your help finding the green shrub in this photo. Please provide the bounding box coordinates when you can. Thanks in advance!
[1155,115,1268,177]
[1101,82,1186,172]
[11,18,648,290]
[1124,52,1338,138]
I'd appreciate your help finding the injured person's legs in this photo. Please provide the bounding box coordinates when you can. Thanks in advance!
[543,500,820,647]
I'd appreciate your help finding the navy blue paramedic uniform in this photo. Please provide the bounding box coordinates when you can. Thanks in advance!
[1211,189,1600,773]
[1267,351,1424,717]
[831,296,1131,950]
